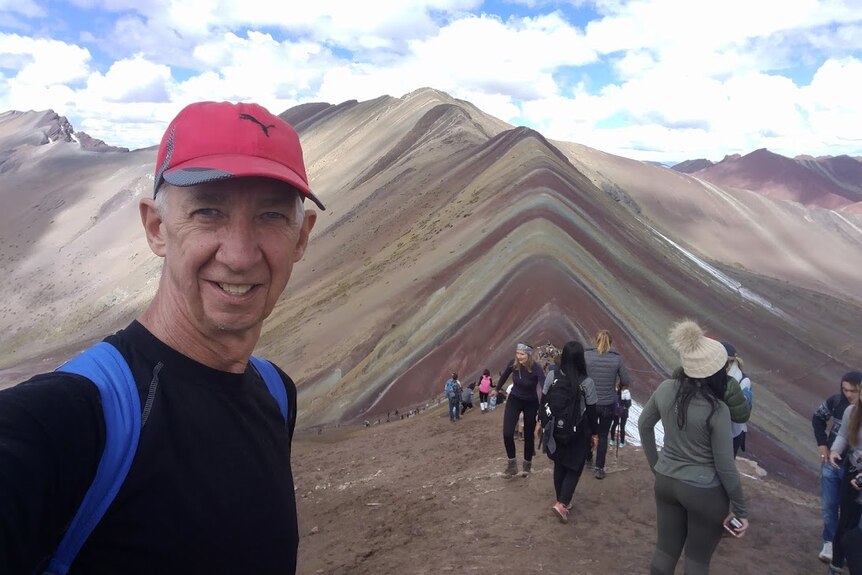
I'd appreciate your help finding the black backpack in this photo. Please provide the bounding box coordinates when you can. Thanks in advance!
[543,367,583,445]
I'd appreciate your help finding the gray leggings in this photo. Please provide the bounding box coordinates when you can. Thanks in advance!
[651,472,729,575]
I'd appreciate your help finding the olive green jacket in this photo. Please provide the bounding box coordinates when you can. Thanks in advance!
[725,375,751,424]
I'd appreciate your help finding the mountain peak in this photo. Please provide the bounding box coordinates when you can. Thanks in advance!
[0,109,127,152]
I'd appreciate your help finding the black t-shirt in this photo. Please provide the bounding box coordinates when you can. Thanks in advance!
[0,321,299,575]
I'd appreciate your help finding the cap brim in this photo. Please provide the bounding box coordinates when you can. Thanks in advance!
[163,154,325,210]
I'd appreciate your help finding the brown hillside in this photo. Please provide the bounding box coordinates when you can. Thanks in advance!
[293,404,825,575]
[693,148,855,209]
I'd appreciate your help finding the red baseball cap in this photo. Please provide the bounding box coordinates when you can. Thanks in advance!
[153,101,325,210]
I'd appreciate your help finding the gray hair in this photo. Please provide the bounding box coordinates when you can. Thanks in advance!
[154,183,170,217]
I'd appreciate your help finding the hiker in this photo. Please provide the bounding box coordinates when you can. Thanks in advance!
[813,371,862,563]
[444,372,462,422]
[609,383,632,448]
[498,343,546,476]
[722,342,753,456]
[584,329,631,480]
[0,101,322,574]
[639,319,749,575]
[461,382,476,415]
[827,371,862,574]
[478,369,493,413]
[539,340,598,523]
[842,526,862,575]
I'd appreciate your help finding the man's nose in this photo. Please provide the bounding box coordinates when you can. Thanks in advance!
[216,219,263,270]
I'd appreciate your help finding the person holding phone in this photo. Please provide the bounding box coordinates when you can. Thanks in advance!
[827,375,862,575]
[639,319,749,575]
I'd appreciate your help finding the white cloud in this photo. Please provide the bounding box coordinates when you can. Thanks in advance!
[0,34,91,112]
[802,56,862,146]
[2,0,861,162]
[87,54,172,103]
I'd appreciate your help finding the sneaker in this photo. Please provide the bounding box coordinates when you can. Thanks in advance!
[608,440,617,448]
[565,502,573,511]
[819,541,833,563]
[828,566,842,574]
[619,442,626,448]
[504,459,518,476]
[552,502,569,523]
[595,467,606,480]
[522,460,532,476]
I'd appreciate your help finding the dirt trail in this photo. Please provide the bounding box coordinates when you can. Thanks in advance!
[293,403,825,575]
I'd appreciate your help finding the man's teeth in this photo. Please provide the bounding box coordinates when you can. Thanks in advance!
[218,283,253,295]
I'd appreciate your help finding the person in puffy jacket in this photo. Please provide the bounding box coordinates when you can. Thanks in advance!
[584,330,631,480]
[722,342,752,456]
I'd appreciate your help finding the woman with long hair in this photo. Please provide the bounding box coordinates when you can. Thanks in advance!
[585,329,632,479]
[498,343,545,476]
[539,340,598,522]
[639,320,748,575]
[827,371,862,574]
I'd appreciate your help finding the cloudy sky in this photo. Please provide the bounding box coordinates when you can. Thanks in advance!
[1,0,860,163]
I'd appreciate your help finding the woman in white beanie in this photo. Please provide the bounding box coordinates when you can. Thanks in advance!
[639,319,749,575]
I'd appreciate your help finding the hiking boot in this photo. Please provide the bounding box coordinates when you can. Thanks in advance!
[595,467,606,480]
[819,541,833,563]
[504,459,518,476]
[552,502,569,523]
[522,460,532,476]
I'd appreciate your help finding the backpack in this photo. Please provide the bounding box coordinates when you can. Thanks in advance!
[446,379,462,400]
[542,367,583,445]
[479,375,492,394]
[44,341,288,575]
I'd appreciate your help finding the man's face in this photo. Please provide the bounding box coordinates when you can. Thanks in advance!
[842,381,861,404]
[145,177,316,341]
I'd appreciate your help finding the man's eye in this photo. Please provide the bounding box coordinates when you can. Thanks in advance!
[192,208,220,217]
[261,212,288,221]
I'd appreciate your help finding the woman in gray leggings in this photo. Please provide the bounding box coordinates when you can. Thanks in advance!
[639,320,749,575]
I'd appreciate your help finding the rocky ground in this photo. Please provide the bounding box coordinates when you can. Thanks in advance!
[292,402,826,575]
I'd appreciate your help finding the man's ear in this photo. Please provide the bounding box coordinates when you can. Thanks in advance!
[140,197,167,257]
[292,209,317,262]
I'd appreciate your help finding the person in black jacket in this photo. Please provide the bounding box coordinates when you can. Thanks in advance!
[540,341,598,522]
[498,343,545,476]
[812,371,862,563]
[0,101,322,575]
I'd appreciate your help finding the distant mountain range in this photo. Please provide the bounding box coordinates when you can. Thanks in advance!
[672,149,862,212]
[1,89,861,487]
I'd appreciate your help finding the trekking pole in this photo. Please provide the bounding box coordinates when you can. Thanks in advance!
[614,425,620,462]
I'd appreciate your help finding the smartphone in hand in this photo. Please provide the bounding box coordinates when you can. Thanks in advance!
[724,516,744,537]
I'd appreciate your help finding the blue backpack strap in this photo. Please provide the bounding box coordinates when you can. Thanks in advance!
[249,356,288,423]
[45,342,141,575]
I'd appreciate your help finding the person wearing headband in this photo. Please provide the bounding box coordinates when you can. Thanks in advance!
[498,342,546,476]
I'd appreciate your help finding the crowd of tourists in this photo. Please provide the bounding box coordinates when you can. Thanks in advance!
[444,319,862,574]
[444,321,763,574]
